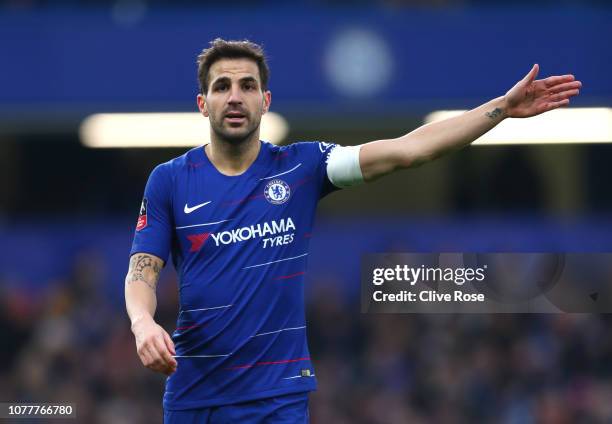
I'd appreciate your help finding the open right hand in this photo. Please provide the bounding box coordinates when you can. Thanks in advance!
[131,316,177,376]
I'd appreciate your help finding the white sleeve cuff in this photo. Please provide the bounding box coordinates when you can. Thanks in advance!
[326,145,364,188]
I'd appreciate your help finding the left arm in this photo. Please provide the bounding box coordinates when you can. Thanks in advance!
[359,64,582,182]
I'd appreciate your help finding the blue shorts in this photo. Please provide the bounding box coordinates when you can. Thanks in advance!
[163,392,309,424]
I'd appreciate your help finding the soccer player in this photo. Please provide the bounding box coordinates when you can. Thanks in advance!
[125,39,581,423]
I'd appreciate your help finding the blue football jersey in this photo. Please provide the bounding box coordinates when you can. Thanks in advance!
[130,140,339,410]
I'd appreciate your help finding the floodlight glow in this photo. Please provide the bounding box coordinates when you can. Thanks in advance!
[424,108,612,145]
[80,112,289,148]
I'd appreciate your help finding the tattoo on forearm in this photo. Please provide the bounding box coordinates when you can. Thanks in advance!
[127,254,161,291]
[485,108,504,120]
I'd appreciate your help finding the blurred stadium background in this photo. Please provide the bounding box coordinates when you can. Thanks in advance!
[1,0,612,422]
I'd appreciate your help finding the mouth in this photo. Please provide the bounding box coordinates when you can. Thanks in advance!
[224,111,247,124]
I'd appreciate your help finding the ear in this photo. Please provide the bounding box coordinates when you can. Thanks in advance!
[197,93,209,117]
[262,90,272,114]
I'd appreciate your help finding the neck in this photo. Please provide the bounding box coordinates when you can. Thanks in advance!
[205,131,261,176]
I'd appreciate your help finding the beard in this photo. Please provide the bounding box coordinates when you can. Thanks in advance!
[209,110,262,145]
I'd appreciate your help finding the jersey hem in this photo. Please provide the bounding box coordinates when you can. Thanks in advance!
[162,380,317,411]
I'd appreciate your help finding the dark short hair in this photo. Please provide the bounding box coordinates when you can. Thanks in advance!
[197,38,269,95]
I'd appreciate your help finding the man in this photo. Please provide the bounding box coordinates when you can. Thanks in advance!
[125,39,581,423]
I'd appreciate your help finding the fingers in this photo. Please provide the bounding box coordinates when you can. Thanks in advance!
[541,98,570,113]
[138,344,167,373]
[150,340,176,375]
[163,331,176,356]
[138,345,154,368]
[550,89,580,102]
[523,63,539,84]
[543,74,575,88]
[137,333,178,375]
[155,335,178,373]
[548,80,582,94]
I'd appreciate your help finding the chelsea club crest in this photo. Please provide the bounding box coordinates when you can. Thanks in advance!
[264,179,291,205]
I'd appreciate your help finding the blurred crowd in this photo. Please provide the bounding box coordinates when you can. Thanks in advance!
[2,252,612,423]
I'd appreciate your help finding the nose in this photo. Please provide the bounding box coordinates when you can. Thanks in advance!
[227,83,243,105]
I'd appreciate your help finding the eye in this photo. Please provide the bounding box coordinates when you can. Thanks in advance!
[214,84,228,92]
[243,82,256,91]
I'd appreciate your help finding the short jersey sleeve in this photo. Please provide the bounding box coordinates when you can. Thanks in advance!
[294,141,341,199]
[130,162,174,264]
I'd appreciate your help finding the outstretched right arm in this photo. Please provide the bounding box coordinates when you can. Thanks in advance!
[125,253,177,375]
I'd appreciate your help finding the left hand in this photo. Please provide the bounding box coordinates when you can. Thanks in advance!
[504,64,582,118]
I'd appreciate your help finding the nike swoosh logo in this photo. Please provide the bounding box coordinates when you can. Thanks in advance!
[184,201,212,214]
